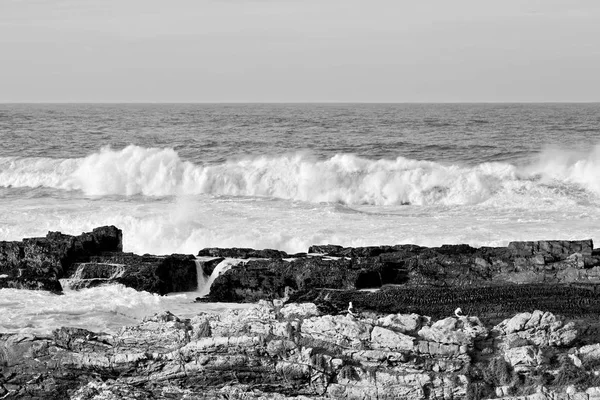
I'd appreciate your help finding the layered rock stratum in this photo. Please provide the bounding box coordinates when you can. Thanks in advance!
[3,227,600,398]
[2,302,600,399]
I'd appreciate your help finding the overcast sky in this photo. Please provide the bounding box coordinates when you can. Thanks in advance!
[1,0,600,102]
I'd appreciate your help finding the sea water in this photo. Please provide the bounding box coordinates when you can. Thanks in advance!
[1,103,599,333]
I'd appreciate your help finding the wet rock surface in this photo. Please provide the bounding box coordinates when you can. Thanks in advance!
[197,247,289,259]
[0,227,197,294]
[83,253,198,294]
[0,226,122,292]
[5,229,600,398]
[204,239,600,321]
[2,302,600,399]
[3,227,599,306]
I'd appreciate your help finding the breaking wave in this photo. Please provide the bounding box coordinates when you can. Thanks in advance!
[1,144,599,206]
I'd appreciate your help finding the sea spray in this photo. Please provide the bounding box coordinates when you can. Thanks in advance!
[2,145,600,206]
[0,285,254,335]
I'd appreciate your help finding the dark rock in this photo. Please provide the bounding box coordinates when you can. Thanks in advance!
[205,239,600,308]
[0,226,123,291]
[0,242,23,275]
[68,263,124,280]
[159,254,198,293]
[290,283,600,322]
[206,256,408,302]
[197,247,288,259]
[4,227,600,304]
[508,239,593,259]
[288,252,308,258]
[65,253,198,294]
[308,243,425,258]
[0,227,200,294]
[307,244,344,255]
[0,276,62,292]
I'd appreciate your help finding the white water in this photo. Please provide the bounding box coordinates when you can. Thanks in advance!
[1,145,600,335]
[0,187,597,256]
[194,258,211,295]
[0,258,255,334]
[195,258,247,297]
[0,258,253,335]
[1,145,600,206]
[59,263,126,292]
[0,285,253,335]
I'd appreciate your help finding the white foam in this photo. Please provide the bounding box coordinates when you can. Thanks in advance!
[196,259,247,297]
[0,285,254,335]
[0,184,598,257]
[0,285,163,334]
[2,144,600,206]
[59,263,126,292]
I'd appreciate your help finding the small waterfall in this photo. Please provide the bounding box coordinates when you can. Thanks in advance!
[59,263,87,293]
[59,263,125,292]
[195,258,246,298]
[194,259,210,295]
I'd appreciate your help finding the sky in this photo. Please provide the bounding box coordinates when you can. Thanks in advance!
[1,0,600,102]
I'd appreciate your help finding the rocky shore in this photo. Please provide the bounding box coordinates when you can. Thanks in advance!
[0,227,197,294]
[2,302,600,399]
[3,226,600,399]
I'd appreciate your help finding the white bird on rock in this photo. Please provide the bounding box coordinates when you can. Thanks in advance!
[347,302,355,316]
[569,353,582,368]
[454,308,464,317]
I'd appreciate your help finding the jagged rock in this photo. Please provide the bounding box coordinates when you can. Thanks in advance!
[579,344,600,361]
[291,283,600,322]
[0,276,62,292]
[418,316,488,346]
[0,226,122,291]
[492,387,600,400]
[307,244,425,258]
[114,253,197,294]
[61,253,197,294]
[307,244,344,255]
[370,326,415,351]
[503,345,544,372]
[5,228,600,304]
[279,303,320,320]
[206,256,406,302]
[300,315,372,349]
[4,303,600,399]
[197,247,289,259]
[0,227,201,294]
[206,239,600,307]
[508,239,593,259]
[376,313,426,334]
[493,310,578,348]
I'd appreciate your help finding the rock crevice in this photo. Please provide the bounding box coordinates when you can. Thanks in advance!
[1,303,598,400]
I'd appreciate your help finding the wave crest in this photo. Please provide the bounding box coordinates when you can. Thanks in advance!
[0,144,599,206]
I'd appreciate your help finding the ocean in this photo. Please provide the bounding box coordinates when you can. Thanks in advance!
[1,103,599,333]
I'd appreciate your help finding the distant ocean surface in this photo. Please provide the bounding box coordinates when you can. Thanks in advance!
[1,103,600,333]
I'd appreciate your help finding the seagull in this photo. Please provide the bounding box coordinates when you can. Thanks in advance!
[454,308,464,317]
[347,302,355,316]
[569,354,582,368]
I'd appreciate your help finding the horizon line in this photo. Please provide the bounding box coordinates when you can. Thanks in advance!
[2,101,600,105]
